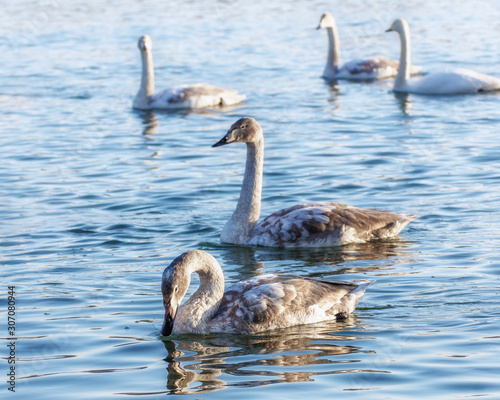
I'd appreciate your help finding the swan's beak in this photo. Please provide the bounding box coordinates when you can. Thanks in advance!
[385,26,393,33]
[316,24,321,30]
[212,128,240,147]
[161,302,177,336]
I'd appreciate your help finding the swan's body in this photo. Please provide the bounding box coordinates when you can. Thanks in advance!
[161,250,372,336]
[317,13,421,80]
[133,35,245,110]
[386,18,500,95]
[212,117,417,248]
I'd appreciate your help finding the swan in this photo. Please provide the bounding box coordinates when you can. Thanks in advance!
[161,250,373,335]
[133,35,246,110]
[386,18,500,94]
[212,117,417,248]
[317,12,422,80]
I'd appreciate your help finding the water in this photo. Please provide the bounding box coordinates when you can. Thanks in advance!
[1,0,500,398]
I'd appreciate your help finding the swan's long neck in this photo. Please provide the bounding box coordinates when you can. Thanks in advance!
[394,24,411,90]
[175,257,225,333]
[133,49,155,109]
[323,25,341,77]
[221,137,264,244]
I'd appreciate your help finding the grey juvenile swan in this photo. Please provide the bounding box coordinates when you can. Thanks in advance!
[212,117,417,248]
[317,12,422,80]
[386,18,500,94]
[161,250,372,335]
[133,35,246,110]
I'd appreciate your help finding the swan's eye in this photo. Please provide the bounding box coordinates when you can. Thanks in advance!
[241,125,246,129]
[173,286,179,293]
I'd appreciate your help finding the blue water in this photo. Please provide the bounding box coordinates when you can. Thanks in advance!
[1,0,500,398]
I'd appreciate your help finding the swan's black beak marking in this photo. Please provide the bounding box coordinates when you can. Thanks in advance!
[212,128,240,148]
[212,135,230,148]
[161,303,176,337]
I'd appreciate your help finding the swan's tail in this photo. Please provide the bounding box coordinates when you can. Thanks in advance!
[348,279,374,308]
[221,93,247,106]
[395,214,418,233]
[376,213,417,239]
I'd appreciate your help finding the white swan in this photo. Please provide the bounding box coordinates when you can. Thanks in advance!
[161,250,373,335]
[212,117,417,248]
[317,12,422,80]
[133,35,246,110]
[386,18,500,95]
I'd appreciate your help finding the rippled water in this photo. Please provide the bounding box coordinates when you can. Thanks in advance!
[1,0,500,398]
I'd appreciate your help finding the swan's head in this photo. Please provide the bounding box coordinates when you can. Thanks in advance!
[385,18,409,35]
[138,35,153,52]
[317,12,336,29]
[161,251,196,336]
[212,117,263,147]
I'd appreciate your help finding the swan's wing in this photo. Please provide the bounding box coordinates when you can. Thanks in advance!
[250,202,416,247]
[211,275,372,333]
[336,57,422,80]
[150,83,245,109]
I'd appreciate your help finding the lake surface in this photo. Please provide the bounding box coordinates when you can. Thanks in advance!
[1,0,500,398]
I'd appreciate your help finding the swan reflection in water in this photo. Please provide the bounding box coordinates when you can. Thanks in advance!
[201,239,416,283]
[137,110,159,136]
[137,102,246,137]
[161,320,384,394]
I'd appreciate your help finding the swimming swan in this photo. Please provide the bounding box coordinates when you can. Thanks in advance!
[133,35,246,110]
[317,12,422,80]
[386,18,500,94]
[212,117,417,248]
[161,250,373,335]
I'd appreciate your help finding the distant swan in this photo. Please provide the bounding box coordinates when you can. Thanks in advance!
[386,18,500,94]
[212,117,417,248]
[317,12,422,80]
[161,250,373,335]
[133,35,246,110]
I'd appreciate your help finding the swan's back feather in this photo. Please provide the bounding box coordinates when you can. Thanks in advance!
[208,274,372,334]
[249,202,416,247]
[151,83,246,109]
[401,68,500,94]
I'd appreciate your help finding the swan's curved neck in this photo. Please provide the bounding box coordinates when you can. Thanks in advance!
[324,26,341,76]
[394,25,411,90]
[133,49,155,109]
[175,258,225,333]
[221,137,264,244]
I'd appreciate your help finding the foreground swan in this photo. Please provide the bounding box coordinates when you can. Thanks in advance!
[133,35,246,110]
[161,250,372,335]
[212,117,417,247]
[386,18,500,94]
[317,12,421,80]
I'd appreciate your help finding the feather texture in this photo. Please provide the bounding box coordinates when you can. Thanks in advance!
[250,203,416,247]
